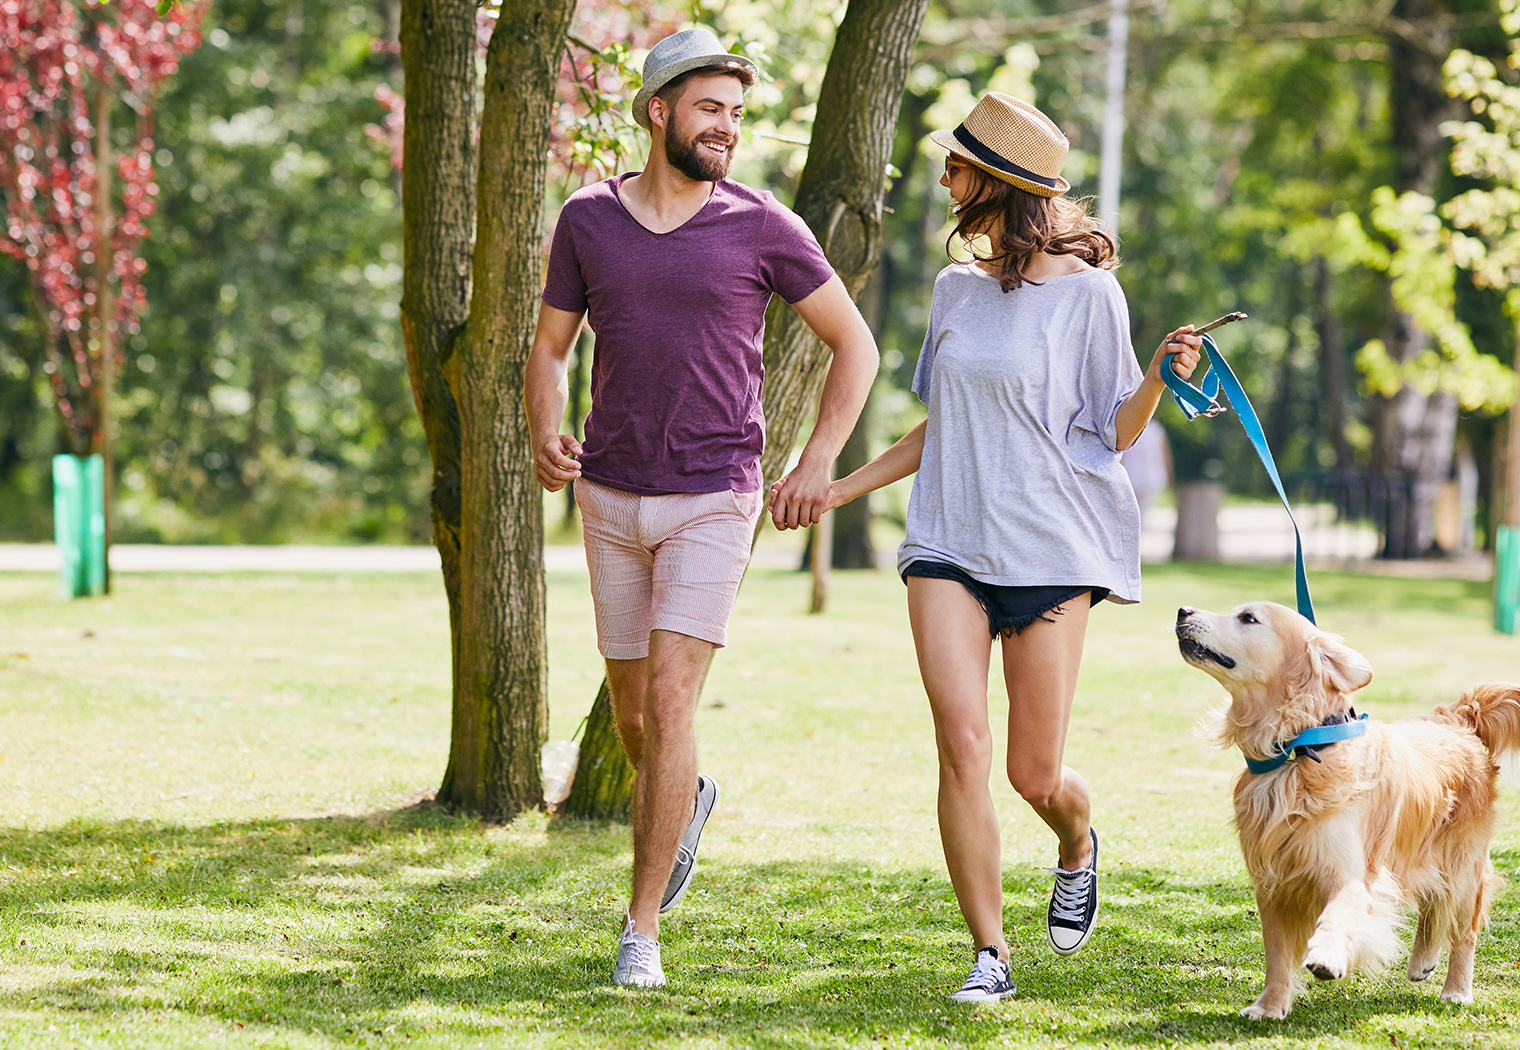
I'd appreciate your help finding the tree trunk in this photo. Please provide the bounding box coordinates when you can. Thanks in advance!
[563,329,588,529]
[431,0,574,820]
[398,0,476,806]
[562,681,636,819]
[1173,481,1223,560]
[831,387,875,568]
[831,263,880,569]
[1266,263,1300,460]
[754,0,930,499]
[93,75,114,595]
[1372,0,1456,558]
[1314,256,1353,472]
[564,0,931,821]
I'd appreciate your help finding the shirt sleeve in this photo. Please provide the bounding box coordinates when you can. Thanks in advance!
[1079,272,1144,451]
[911,272,948,406]
[757,196,835,304]
[541,205,588,313]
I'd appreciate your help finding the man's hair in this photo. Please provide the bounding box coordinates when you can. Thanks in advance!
[650,61,756,127]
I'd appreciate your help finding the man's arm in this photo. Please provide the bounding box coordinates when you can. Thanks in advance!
[770,274,880,530]
[524,302,589,492]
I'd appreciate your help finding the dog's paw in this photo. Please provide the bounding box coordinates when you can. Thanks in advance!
[1439,989,1472,1005]
[1305,959,1344,981]
[1408,961,1436,982]
[1240,998,1290,1020]
[1303,941,1348,981]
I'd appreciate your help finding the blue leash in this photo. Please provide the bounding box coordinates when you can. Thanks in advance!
[1162,328,1316,624]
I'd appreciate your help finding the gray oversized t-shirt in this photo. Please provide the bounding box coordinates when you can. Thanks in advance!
[897,262,1145,603]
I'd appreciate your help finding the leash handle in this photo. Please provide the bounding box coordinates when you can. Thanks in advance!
[1161,332,1317,625]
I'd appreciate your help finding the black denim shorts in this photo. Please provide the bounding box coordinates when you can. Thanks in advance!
[901,559,1108,638]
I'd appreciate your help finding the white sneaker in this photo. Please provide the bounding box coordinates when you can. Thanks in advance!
[612,912,665,988]
[1047,827,1100,956]
[949,946,1016,1003]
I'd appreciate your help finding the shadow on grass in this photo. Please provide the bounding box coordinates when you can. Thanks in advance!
[1,812,1517,1047]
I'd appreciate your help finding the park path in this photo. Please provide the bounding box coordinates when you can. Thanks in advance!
[0,504,1490,579]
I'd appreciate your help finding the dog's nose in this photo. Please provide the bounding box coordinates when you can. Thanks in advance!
[1177,606,1193,625]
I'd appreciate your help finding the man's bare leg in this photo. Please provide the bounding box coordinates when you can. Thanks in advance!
[626,629,713,942]
[605,658,648,768]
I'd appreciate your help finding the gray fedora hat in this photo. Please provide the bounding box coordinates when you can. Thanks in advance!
[631,28,758,132]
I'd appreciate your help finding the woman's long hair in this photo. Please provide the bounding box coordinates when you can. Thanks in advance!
[947,166,1117,291]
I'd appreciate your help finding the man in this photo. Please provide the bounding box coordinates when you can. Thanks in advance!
[524,28,878,988]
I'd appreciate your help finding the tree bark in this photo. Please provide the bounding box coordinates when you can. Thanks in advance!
[1266,263,1300,463]
[1314,257,1353,472]
[397,0,474,807]
[93,75,114,595]
[754,0,930,499]
[564,0,931,821]
[431,0,575,820]
[1372,0,1457,558]
[562,681,636,819]
[831,263,880,569]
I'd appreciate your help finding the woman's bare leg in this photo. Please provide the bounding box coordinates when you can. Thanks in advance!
[999,595,1092,871]
[907,576,1007,959]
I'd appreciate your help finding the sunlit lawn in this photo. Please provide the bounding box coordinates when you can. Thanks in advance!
[2,555,1519,1048]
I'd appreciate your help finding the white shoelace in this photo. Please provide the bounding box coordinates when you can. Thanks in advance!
[961,951,1007,992]
[1049,867,1094,923]
[674,845,694,867]
[621,931,660,974]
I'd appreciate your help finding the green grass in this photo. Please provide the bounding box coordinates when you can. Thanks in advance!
[2,561,1520,1047]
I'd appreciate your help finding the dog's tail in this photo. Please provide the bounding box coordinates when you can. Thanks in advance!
[1432,683,1520,760]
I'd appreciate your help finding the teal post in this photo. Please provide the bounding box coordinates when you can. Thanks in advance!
[1495,525,1520,635]
[52,453,105,598]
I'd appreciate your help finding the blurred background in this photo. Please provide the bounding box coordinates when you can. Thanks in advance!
[3,0,1517,568]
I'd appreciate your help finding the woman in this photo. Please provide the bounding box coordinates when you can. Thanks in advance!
[771,93,1202,1002]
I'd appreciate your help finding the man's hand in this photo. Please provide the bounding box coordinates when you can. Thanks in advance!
[768,458,833,530]
[535,434,583,492]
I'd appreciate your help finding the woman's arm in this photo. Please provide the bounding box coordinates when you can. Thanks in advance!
[1114,325,1202,451]
[769,419,927,529]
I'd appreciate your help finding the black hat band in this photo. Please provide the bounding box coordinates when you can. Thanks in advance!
[952,124,1061,190]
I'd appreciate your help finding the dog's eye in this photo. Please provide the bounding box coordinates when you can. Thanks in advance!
[1237,611,1258,625]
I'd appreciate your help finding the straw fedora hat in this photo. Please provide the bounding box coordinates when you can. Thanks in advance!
[631,28,758,133]
[929,93,1071,198]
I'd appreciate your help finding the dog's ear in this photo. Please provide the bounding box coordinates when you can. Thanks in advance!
[1307,632,1372,696]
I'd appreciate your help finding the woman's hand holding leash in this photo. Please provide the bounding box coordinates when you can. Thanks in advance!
[1152,325,1204,383]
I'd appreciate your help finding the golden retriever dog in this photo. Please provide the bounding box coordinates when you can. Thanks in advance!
[1174,600,1520,1019]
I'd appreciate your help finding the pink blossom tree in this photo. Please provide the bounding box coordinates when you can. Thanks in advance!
[0,0,203,585]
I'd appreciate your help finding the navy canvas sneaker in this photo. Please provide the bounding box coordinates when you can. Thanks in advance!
[949,946,1016,1003]
[1046,827,1100,956]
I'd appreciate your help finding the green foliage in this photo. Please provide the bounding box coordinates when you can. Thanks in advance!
[1443,0,1520,313]
[113,0,424,544]
[0,0,423,544]
[4,0,1519,538]
[1357,186,1514,412]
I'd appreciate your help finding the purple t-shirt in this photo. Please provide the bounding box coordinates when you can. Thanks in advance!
[541,173,834,495]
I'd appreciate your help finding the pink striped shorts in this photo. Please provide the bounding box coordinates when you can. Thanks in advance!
[575,479,763,659]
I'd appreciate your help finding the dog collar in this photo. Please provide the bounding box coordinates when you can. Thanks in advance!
[1244,711,1369,774]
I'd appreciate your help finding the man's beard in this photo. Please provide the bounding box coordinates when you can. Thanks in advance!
[665,112,736,182]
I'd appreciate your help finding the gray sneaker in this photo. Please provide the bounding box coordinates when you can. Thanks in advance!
[660,774,718,912]
[612,912,665,988]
